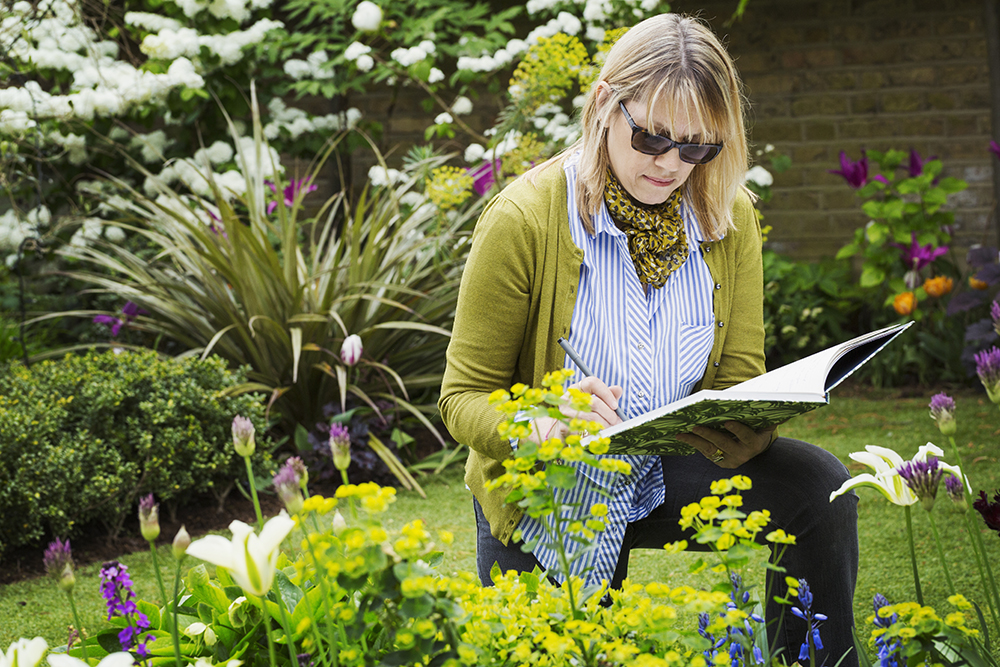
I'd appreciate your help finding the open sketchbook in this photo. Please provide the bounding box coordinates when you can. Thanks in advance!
[598,321,913,456]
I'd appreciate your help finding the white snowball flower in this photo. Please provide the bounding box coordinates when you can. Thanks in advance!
[745,165,774,188]
[399,192,424,207]
[368,165,401,187]
[556,11,582,35]
[464,143,485,163]
[640,0,658,11]
[104,225,126,243]
[131,130,170,163]
[451,96,472,115]
[124,12,182,32]
[355,54,374,72]
[428,67,444,83]
[351,1,382,32]
[418,40,436,55]
[204,141,234,165]
[585,26,605,42]
[434,112,452,125]
[283,59,312,79]
[344,41,371,61]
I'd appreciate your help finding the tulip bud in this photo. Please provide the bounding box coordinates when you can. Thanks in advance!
[172,525,191,560]
[232,415,256,457]
[340,334,363,366]
[329,423,352,471]
[139,494,160,542]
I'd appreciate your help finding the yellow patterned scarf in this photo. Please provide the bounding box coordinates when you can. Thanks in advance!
[603,169,688,289]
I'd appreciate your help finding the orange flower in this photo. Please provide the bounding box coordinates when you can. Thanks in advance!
[923,275,954,298]
[970,276,990,290]
[893,292,916,316]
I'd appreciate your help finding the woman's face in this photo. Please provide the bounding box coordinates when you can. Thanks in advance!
[605,94,702,206]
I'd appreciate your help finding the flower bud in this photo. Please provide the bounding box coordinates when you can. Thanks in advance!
[975,347,1000,405]
[945,475,967,511]
[928,393,956,436]
[43,538,75,592]
[340,334,363,366]
[273,461,304,515]
[903,269,921,290]
[232,415,256,457]
[329,423,351,471]
[172,525,191,560]
[139,494,160,542]
[332,510,348,535]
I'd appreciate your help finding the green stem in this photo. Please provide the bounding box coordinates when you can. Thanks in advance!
[259,595,279,667]
[66,590,90,664]
[244,455,264,530]
[276,593,301,667]
[300,522,337,667]
[149,544,183,667]
[172,560,185,667]
[904,505,924,605]
[924,510,955,595]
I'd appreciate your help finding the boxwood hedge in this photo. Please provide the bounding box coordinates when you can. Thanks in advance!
[0,349,273,560]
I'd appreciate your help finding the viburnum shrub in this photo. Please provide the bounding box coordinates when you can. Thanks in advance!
[0,349,272,558]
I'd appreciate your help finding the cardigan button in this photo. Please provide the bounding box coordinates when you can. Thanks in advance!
[714,362,720,367]
[718,322,724,328]
[715,283,722,290]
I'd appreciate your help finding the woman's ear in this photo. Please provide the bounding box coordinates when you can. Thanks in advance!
[594,81,612,109]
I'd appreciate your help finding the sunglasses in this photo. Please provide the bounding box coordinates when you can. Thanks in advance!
[618,101,723,165]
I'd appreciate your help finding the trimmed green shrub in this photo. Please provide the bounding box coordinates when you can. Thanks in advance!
[0,349,273,560]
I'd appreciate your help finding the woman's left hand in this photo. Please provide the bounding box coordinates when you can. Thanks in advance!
[674,422,775,469]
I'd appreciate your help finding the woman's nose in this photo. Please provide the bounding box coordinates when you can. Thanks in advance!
[653,147,684,171]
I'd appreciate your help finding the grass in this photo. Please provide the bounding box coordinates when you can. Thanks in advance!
[1,385,999,659]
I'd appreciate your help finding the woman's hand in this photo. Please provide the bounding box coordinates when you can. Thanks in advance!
[525,376,624,445]
[675,422,775,469]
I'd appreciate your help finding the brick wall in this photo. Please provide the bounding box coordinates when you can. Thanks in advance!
[671,0,996,262]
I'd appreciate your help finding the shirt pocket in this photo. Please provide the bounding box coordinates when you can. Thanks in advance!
[677,321,715,392]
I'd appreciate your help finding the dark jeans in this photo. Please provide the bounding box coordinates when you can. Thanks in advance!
[474,437,860,667]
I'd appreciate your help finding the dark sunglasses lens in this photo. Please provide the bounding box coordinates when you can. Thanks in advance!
[632,132,672,156]
[678,144,721,164]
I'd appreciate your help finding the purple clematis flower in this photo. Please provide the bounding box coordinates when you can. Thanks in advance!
[93,301,148,338]
[906,149,936,178]
[829,151,869,188]
[990,140,1000,161]
[267,177,318,215]
[892,233,948,272]
[467,160,500,196]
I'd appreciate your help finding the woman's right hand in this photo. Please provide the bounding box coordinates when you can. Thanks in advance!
[525,376,624,444]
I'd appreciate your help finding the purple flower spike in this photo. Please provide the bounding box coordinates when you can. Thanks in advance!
[329,423,351,472]
[790,579,826,662]
[273,460,304,514]
[829,151,870,188]
[975,346,1000,403]
[928,393,956,436]
[897,456,944,511]
[100,560,152,656]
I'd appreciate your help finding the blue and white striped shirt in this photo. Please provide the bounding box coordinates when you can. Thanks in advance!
[516,152,717,587]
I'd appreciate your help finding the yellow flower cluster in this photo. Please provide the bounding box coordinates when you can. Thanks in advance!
[509,33,590,115]
[870,596,980,648]
[425,165,473,210]
[501,132,547,177]
[334,482,396,513]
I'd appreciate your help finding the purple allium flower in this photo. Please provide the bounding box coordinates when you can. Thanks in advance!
[288,456,309,489]
[974,346,1000,403]
[138,494,160,542]
[892,232,948,272]
[829,151,871,188]
[329,423,351,471]
[273,460,304,514]
[897,456,944,511]
[267,177,318,215]
[973,489,1000,537]
[100,560,152,657]
[991,301,1000,336]
[928,393,956,436]
[43,538,75,591]
[990,140,1000,161]
[945,475,966,509]
[790,578,827,662]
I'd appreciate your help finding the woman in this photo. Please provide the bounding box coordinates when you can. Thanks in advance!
[439,13,858,667]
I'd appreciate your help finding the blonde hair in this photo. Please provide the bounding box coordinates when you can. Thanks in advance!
[550,14,750,239]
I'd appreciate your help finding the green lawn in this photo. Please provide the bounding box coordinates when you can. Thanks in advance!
[2,386,998,659]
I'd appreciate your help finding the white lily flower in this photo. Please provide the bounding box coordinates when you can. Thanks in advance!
[830,443,965,506]
[3,638,47,667]
[47,652,134,667]
[186,513,295,597]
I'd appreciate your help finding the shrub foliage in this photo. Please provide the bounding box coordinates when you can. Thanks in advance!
[0,350,272,559]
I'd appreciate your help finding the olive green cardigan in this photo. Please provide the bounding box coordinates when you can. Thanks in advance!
[439,163,766,545]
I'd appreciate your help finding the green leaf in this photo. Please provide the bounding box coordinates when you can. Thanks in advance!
[274,570,303,613]
[937,177,967,194]
[545,464,577,489]
[859,265,887,288]
[836,243,859,260]
[861,200,884,219]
